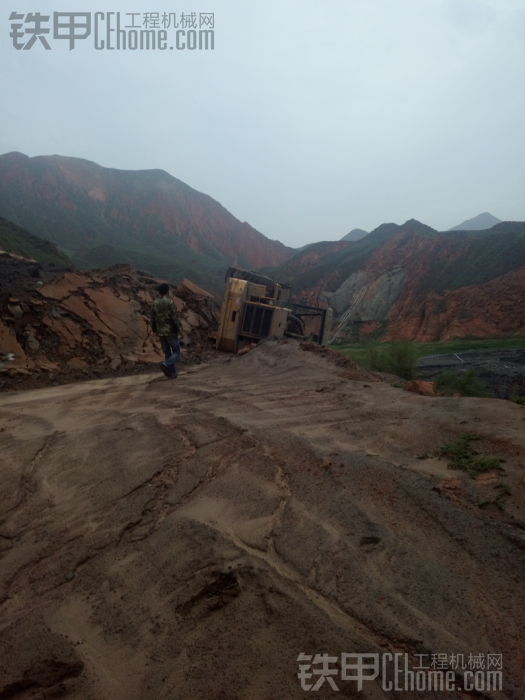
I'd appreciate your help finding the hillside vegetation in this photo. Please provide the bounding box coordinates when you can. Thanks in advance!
[0,217,72,269]
[335,337,525,369]
[71,241,228,295]
[416,225,525,294]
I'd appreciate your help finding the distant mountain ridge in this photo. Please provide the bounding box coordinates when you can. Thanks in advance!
[1,151,522,341]
[341,228,368,242]
[270,218,525,342]
[448,212,501,231]
[0,152,293,291]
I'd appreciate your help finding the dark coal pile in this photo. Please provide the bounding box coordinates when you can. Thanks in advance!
[417,349,525,399]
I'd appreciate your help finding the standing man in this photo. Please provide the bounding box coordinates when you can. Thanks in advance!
[150,283,184,379]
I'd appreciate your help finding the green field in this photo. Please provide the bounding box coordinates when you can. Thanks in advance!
[333,337,525,371]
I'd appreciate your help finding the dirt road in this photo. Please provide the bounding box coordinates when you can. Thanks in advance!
[1,341,524,699]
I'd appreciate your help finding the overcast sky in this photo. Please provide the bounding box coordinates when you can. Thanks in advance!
[2,0,524,247]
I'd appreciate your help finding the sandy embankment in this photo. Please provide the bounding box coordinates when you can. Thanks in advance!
[0,340,524,699]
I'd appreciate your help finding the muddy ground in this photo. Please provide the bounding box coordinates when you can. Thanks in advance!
[0,340,524,699]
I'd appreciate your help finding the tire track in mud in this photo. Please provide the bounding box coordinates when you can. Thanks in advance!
[1,343,524,699]
[0,431,61,525]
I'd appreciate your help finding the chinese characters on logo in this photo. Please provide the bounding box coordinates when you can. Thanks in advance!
[9,12,215,51]
[297,652,504,693]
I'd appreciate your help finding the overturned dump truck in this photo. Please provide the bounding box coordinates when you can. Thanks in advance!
[216,266,333,353]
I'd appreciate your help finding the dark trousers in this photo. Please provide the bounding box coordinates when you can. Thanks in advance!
[160,335,181,376]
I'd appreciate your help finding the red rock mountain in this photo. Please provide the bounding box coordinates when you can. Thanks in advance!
[0,152,293,273]
[275,220,525,341]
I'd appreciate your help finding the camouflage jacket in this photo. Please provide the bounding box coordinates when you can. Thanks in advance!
[150,297,183,337]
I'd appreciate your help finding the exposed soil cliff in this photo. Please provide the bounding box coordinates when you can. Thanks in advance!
[384,267,525,341]
[0,253,220,392]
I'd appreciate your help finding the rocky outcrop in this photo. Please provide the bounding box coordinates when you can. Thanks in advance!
[384,267,525,341]
[0,255,220,390]
[404,380,437,397]
[327,266,406,319]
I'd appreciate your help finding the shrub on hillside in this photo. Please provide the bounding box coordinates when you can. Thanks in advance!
[435,369,489,397]
[365,342,418,380]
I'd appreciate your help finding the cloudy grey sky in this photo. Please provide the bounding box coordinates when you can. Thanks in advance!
[2,0,524,247]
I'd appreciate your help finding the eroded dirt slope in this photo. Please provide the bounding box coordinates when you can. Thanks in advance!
[0,258,220,392]
[0,341,524,699]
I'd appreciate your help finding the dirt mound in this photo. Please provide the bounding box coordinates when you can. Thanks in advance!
[1,340,523,698]
[300,341,380,381]
[0,256,220,391]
